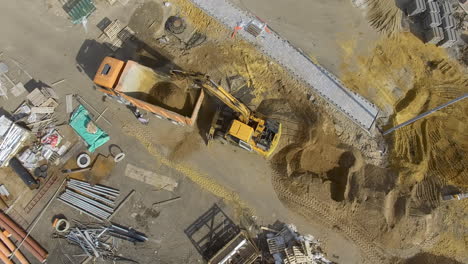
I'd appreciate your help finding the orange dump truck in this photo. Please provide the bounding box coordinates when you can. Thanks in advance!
[93,57,204,126]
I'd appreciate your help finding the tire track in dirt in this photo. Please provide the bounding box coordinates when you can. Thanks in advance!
[123,124,253,215]
[125,122,388,262]
[271,174,390,264]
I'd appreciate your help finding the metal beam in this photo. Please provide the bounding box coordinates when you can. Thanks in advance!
[383,94,467,135]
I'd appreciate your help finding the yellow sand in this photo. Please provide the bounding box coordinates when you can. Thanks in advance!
[341,32,468,186]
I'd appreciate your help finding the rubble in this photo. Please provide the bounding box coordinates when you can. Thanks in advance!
[265,224,333,264]
[0,116,30,167]
[53,220,146,261]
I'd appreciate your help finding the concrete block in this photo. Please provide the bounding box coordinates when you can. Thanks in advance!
[439,28,459,48]
[424,12,442,28]
[428,1,440,13]
[407,0,426,16]
[425,27,444,44]
[442,15,456,29]
[440,1,453,15]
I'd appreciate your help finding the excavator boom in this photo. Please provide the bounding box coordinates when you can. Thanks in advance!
[170,70,281,158]
[171,70,251,121]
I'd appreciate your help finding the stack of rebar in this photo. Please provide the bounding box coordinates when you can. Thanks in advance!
[58,179,120,221]
[56,221,147,261]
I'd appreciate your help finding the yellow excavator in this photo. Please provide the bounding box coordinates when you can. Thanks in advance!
[171,70,281,158]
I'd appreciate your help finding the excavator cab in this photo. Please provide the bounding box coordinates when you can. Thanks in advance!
[208,106,281,157]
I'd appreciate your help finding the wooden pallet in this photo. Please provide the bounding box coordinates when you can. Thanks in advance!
[118,26,135,42]
[103,20,122,41]
[105,39,123,51]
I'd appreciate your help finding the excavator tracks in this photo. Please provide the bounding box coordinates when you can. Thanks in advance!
[271,175,390,264]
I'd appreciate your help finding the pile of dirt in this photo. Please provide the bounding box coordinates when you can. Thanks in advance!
[145,78,199,115]
[129,0,466,262]
[149,82,187,110]
[170,0,229,37]
[341,33,468,187]
[365,0,402,35]
[400,252,464,264]
[268,99,364,202]
[340,32,468,261]
[157,2,392,260]
[168,128,202,161]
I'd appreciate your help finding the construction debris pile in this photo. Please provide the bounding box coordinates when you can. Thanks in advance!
[53,220,147,261]
[0,87,61,169]
[265,224,333,264]
[58,179,120,221]
[0,86,76,191]
[0,116,29,167]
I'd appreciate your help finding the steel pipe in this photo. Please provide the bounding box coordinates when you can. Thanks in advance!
[64,190,114,212]
[0,216,46,262]
[0,212,47,258]
[60,197,111,218]
[0,241,11,257]
[67,183,118,199]
[0,232,29,264]
[61,198,110,219]
[66,187,115,205]
[0,251,13,264]
[58,198,104,221]
[68,183,119,197]
[60,195,110,218]
[74,184,120,195]
[63,197,111,219]
[68,180,120,195]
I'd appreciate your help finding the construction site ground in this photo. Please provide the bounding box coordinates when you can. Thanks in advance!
[0,0,467,263]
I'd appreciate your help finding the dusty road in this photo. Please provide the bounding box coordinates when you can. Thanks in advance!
[0,0,365,263]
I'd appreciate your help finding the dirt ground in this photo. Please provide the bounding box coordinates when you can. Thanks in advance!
[156,0,467,263]
[0,0,360,263]
[229,0,380,76]
[0,0,467,264]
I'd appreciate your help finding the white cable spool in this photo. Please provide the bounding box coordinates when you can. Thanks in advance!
[76,153,91,168]
[55,219,70,233]
[114,152,126,163]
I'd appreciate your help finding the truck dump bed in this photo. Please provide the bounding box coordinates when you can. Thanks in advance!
[115,60,204,126]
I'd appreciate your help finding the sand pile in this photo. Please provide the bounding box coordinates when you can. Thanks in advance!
[401,253,464,264]
[149,82,187,110]
[340,33,468,261]
[365,0,403,35]
[266,99,362,202]
[179,41,299,107]
[169,128,202,161]
[170,0,229,37]
[341,33,468,187]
